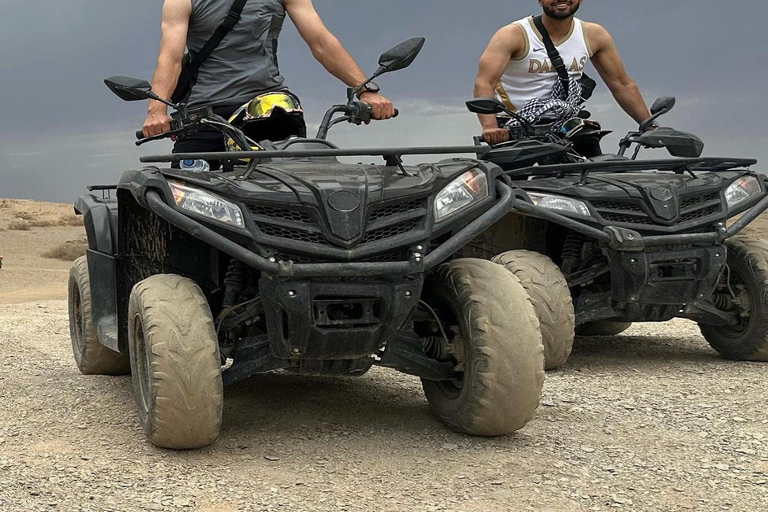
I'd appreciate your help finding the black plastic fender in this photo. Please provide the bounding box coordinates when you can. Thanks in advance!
[74,194,121,352]
[74,194,119,255]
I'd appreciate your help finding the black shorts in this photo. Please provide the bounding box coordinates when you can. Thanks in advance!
[172,104,239,170]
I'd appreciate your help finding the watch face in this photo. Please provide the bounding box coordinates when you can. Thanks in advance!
[365,82,380,93]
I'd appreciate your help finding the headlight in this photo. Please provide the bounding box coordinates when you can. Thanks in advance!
[435,169,489,222]
[169,180,245,228]
[527,192,591,217]
[725,176,761,209]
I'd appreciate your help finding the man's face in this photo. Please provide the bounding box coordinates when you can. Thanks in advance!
[538,0,582,20]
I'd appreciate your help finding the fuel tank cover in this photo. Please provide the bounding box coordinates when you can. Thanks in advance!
[328,190,361,212]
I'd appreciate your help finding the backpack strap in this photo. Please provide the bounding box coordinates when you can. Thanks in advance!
[186,0,249,76]
[532,15,571,93]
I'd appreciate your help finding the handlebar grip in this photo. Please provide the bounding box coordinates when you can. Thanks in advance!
[475,135,486,144]
[393,109,399,118]
[136,130,146,140]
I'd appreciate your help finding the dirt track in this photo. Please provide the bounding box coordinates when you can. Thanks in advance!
[1,200,767,511]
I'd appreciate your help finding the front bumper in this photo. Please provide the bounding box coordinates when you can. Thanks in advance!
[512,193,768,251]
[143,184,516,278]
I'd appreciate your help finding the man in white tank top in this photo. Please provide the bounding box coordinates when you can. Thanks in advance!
[474,0,653,145]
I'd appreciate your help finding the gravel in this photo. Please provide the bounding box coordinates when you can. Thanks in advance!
[1,301,766,511]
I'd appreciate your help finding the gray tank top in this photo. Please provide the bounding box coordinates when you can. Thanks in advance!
[187,0,286,107]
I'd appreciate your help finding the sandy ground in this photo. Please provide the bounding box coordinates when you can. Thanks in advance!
[0,199,767,512]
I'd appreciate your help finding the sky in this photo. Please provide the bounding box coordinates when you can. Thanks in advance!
[1,0,766,202]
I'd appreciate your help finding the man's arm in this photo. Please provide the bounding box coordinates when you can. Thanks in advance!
[142,0,191,137]
[285,0,394,120]
[474,24,525,145]
[586,23,651,126]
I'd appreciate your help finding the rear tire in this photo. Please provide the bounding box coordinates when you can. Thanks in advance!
[421,259,544,436]
[699,238,768,362]
[68,256,129,375]
[492,250,574,370]
[576,321,633,337]
[128,274,223,449]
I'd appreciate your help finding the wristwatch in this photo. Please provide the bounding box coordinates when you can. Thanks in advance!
[356,81,380,98]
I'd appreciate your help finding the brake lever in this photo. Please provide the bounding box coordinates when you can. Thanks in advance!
[135,128,185,147]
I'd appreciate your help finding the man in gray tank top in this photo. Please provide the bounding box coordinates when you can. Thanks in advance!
[142,0,395,156]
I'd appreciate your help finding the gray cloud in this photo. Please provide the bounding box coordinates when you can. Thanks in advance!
[1,0,766,201]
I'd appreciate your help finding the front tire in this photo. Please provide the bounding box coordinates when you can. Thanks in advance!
[421,259,545,436]
[68,256,129,375]
[128,274,223,449]
[492,250,575,370]
[699,238,768,362]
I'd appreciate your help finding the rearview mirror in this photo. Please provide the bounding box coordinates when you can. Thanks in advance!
[466,97,508,115]
[377,38,426,74]
[650,96,676,115]
[104,76,155,102]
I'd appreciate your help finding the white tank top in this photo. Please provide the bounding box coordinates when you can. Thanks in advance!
[496,16,593,111]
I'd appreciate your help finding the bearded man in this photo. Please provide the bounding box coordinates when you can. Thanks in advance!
[474,0,654,145]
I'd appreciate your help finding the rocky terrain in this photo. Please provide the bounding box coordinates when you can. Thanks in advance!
[0,199,766,511]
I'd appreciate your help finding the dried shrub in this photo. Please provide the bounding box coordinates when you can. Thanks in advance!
[28,219,59,228]
[42,240,88,261]
[0,200,10,209]
[59,215,84,227]
[8,221,30,231]
[14,211,33,221]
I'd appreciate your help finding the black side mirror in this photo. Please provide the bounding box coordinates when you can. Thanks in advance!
[104,76,155,102]
[376,38,426,74]
[466,97,508,115]
[650,96,676,115]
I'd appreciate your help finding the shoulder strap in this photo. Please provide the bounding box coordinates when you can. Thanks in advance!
[532,15,570,92]
[186,0,249,74]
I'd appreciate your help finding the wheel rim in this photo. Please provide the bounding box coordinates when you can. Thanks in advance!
[132,314,152,414]
[70,283,84,356]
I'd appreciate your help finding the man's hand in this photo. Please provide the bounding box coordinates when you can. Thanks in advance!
[142,108,172,138]
[359,92,395,120]
[483,127,510,145]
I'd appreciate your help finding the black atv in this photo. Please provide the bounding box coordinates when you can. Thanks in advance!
[463,96,768,370]
[68,39,545,449]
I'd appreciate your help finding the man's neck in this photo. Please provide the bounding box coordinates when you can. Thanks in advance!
[541,14,575,41]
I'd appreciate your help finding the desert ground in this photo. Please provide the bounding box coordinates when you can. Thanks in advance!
[0,198,767,512]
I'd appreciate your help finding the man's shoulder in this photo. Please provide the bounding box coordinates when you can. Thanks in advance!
[581,21,611,39]
[581,20,612,50]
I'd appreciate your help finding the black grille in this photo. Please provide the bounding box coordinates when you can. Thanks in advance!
[599,212,649,224]
[362,219,420,244]
[680,193,719,210]
[591,201,644,213]
[369,199,425,222]
[592,191,723,228]
[257,224,328,245]
[253,198,425,251]
[680,204,719,222]
[250,206,315,225]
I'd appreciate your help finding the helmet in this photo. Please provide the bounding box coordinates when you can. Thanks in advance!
[225,91,307,158]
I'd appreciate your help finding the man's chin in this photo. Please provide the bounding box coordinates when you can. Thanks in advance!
[543,4,580,20]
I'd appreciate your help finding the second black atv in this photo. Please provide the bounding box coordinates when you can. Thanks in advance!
[464,96,768,369]
[68,39,545,449]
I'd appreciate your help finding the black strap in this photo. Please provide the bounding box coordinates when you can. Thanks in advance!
[532,15,571,93]
[186,0,249,76]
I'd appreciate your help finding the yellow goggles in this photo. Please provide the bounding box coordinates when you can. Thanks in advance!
[245,92,302,120]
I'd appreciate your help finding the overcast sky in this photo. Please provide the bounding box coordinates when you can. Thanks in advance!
[1,0,766,202]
